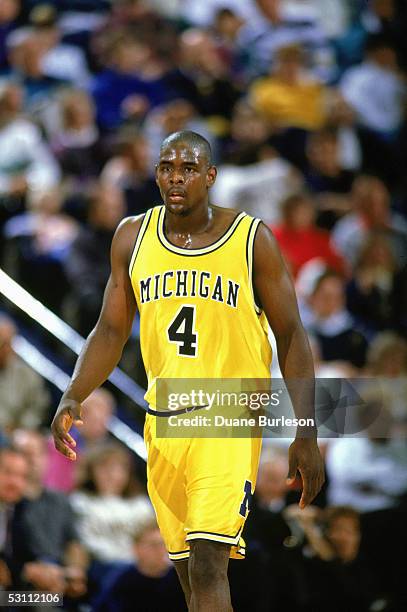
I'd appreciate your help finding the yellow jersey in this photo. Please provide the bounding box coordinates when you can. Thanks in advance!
[129,205,272,409]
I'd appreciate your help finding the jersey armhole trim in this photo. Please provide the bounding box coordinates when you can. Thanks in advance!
[246,217,262,314]
[128,208,154,277]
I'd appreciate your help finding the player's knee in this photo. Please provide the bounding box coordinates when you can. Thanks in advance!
[189,541,229,591]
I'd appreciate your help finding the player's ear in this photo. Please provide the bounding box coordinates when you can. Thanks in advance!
[155,164,160,186]
[206,166,217,188]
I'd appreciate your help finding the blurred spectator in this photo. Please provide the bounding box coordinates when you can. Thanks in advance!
[364,332,407,429]
[304,128,354,228]
[94,0,175,66]
[0,444,71,593]
[212,8,247,83]
[310,0,350,40]
[308,333,358,379]
[332,175,407,266]
[366,332,407,377]
[0,0,20,72]
[45,388,116,493]
[0,445,29,588]
[213,99,302,223]
[346,232,398,335]
[30,4,90,88]
[180,0,253,28]
[213,142,302,224]
[336,0,404,72]
[340,34,405,136]
[177,28,241,125]
[326,402,407,512]
[0,315,50,432]
[105,0,161,27]
[3,188,78,312]
[285,505,377,611]
[12,429,89,601]
[221,99,272,162]
[88,30,151,131]
[70,442,153,563]
[101,128,160,215]
[302,271,368,368]
[325,92,362,172]
[0,79,60,223]
[51,88,104,181]
[361,0,399,39]
[272,193,345,278]
[91,29,192,132]
[249,44,328,131]
[5,27,67,117]
[244,451,293,553]
[238,0,335,81]
[95,518,186,612]
[64,182,125,335]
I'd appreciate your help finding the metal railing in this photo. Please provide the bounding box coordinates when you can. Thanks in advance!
[0,267,147,461]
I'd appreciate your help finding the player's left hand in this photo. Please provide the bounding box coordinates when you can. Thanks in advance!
[287,438,325,509]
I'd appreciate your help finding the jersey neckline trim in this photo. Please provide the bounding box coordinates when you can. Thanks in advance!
[157,205,246,256]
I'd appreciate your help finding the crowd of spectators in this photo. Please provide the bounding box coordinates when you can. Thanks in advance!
[1,0,407,610]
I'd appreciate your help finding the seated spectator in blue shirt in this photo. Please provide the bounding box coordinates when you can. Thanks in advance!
[94,518,186,612]
[91,29,193,132]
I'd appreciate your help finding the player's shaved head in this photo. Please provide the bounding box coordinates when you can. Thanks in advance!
[160,130,213,166]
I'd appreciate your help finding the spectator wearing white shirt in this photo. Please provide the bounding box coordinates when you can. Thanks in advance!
[238,0,336,82]
[340,33,406,137]
[213,99,303,224]
[30,4,90,89]
[0,79,60,202]
[70,443,154,563]
[326,409,407,512]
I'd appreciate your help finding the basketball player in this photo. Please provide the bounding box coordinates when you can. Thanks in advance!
[52,131,324,611]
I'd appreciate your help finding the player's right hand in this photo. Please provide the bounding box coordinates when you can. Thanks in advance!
[51,399,83,461]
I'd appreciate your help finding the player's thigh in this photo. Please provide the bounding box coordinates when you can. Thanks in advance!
[145,415,190,555]
[185,436,262,537]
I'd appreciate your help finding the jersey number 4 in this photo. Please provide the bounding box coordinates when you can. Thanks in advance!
[167,305,198,357]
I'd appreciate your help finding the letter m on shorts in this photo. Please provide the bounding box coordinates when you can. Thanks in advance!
[239,480,253,517]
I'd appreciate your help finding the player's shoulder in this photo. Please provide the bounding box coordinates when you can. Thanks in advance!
[116,213,146,235]
[112,213,147,262]
[212,204,255,227]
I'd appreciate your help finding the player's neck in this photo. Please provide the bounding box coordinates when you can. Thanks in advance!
[165,203,213,235]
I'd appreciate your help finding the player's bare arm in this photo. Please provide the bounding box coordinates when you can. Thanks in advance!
[51,216,143,460]
[253,222,325,508]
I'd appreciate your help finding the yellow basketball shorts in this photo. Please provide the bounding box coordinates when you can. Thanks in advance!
[144,413,262,561]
